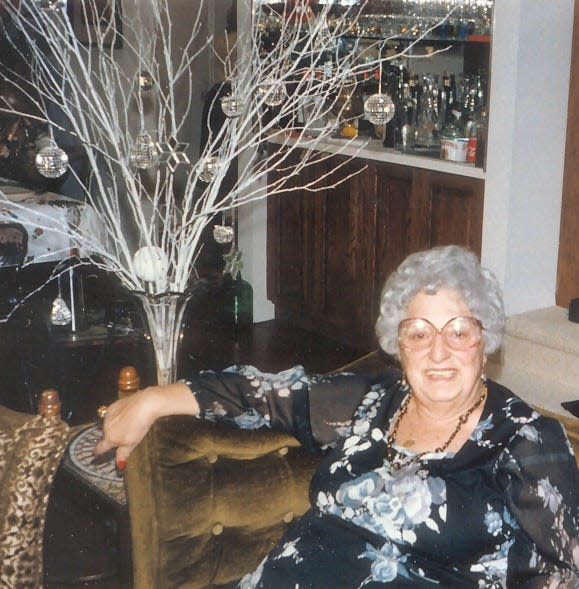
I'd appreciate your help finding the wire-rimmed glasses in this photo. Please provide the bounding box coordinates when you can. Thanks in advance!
[398,316,483,351]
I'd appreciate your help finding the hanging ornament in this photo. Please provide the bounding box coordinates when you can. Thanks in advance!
[51,296,72,325]
[364,93,396,126]
[257,79,287,108]
[221,95,243,118]
[213,224,235,244]
[137,71,154,92]
[35,0,66,10]
[133,245,168,283]
[223,247,244,280]
[50,276,72,326]
[35,140,69,178]
[199,156,221,183]
[130,133,159,169]
[156,136,190,173]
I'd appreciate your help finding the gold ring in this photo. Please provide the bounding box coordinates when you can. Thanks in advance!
[96,405,109,420]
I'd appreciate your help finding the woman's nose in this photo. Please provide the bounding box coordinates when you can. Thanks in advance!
[428,331,451,361]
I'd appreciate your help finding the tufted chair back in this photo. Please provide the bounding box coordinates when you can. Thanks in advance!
[0,389,70,588]
[121,366,320,589]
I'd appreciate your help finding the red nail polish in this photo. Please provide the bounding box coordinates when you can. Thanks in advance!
[116,459,127,471]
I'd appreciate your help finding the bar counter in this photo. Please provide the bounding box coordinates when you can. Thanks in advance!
[268,134,486,180]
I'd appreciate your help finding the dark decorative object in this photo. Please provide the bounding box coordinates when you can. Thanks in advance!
[568,298,579,323]
[0,222,28,267]
[561,401,579,418]
[66,0,123,49]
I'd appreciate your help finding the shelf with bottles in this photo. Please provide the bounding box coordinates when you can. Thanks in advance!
[331,57,489,169]
[257,0,492,168]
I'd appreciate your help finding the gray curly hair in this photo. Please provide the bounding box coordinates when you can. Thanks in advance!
[375,245,505,356]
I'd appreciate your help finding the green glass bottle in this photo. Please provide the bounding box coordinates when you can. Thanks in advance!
[222,273,253,328]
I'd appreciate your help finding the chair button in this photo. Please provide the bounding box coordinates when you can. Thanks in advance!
[278,446,288,456]
[282,511,294,523]
[207,453,218,464]
[211,523,224,536]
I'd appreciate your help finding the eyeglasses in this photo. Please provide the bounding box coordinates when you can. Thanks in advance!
[398,316,483,351]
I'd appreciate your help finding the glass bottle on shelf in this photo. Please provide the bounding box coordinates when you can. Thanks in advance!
[441,110,465,139]
[461,74,486,123]
[358,69,376,137]
[396,82,416,151]
[414,75,439,148]
[474,108,488,168]
[440,110,468,162]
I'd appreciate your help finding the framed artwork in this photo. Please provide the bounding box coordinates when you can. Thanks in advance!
[67,1,123,49]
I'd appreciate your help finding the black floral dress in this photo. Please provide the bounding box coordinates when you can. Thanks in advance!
[183,365,579,589]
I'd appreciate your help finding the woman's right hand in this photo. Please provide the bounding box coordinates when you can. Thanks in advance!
[93,381,199,468]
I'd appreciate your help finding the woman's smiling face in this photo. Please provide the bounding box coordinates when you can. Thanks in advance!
[398,288,485,411]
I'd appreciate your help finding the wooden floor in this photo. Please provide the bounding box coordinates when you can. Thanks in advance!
[43,318,372,589]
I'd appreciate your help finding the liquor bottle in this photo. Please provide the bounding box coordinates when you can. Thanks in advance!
[447,74,458,120]
[382,65,403,148]
[408,75,418,128]
[461,74,485,123]
[396,83,416,151]
[441,110,465,139]
[474,108,488,168]
[465,108,487,164]
[440,110,467,161]
[415,75,439,148]
[358,70,374,137]
[438,72,450,126]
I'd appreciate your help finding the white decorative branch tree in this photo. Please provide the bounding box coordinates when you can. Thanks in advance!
[0,0,463,383]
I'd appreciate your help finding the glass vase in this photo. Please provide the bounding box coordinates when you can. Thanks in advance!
[132,291,191,386]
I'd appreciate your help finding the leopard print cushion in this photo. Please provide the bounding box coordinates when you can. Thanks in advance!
[0,407,69,589]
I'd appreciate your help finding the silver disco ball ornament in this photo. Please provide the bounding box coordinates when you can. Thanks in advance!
[137,71,155,92]
[199,157,221,183]
[221,95,243,118]
[364,93,396,125]
[35,0,66,10]
[213,224,235,244]
[257,80,287,108]
[130,133,159,169]
[35,141,69,178]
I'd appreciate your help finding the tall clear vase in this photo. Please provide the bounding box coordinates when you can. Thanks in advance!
[132,291,191,386]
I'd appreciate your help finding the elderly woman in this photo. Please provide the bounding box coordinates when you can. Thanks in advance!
[96,245,578,588]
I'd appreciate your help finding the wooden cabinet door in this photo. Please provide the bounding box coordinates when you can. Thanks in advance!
[267,149,311,311]
[310,155,378,345]
[420,170,485,255]
[374,163,415,311]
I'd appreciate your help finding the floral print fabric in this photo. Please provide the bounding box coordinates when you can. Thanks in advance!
[184,366,579,588]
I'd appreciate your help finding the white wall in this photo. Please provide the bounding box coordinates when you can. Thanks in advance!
[482,0,573,316]
[236,0,276,321]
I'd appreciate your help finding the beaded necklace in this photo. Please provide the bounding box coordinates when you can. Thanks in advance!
[386,382,488,469]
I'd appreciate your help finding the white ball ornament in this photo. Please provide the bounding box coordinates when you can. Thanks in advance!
[133,246,169,283]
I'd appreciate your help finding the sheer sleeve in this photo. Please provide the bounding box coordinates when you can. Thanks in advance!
[497,415,579,588]
[183,365,396,454]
